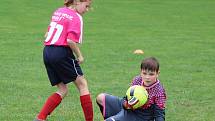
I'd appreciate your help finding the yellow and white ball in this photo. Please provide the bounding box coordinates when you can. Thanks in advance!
[126,85,148,109]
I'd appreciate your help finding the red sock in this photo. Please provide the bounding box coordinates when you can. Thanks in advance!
[80,94,93,121]
[37,93,62,120]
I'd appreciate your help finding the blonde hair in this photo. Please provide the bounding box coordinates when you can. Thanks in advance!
[64,0,91,7]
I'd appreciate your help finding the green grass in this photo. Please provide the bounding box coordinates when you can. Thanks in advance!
[1,0,215,120]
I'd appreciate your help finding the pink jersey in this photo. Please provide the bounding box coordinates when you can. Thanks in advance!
[44,7,83,46]
[131,75,166,109]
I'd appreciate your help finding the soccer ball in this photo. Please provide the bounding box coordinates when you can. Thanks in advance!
[126,85,148,109]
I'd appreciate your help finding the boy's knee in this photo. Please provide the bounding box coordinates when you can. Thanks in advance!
[96,93,105,105]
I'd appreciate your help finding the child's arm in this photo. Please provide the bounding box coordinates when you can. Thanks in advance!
[67,39,84,64]
[154,104,165,121]
[44,32,48,38]
[154,87,166,121]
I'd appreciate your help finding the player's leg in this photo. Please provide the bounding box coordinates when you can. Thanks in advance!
[35,46,65,120]
[74,76,93,121]
[96,93,106,120]
[96,93,105,114]
[96,94,123,120]
[36,82,68,120]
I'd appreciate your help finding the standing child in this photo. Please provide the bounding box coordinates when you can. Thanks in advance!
[34,0,93,121]
[96,57,167,121]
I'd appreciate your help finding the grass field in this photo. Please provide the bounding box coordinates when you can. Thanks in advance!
[1,0,215,121]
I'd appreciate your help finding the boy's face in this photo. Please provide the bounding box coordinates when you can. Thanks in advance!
[140,69,159,86]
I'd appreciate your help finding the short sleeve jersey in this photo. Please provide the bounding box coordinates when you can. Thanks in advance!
[44,7,83,46]
[131,75,166,109]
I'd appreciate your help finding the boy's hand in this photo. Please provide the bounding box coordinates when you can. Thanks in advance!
[128,96,139,106]
[123,96,139,110]
[123,100,132,109]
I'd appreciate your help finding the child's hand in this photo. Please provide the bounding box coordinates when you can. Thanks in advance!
[128,96,139,106]
[123,100,132,109]
[77,56,84,64]
[123,96,139,110]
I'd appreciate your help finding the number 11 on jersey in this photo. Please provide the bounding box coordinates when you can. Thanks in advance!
[45,22,63,45]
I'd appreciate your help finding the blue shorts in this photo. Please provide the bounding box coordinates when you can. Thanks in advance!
[103,94,162,121]
[43,46,83,86]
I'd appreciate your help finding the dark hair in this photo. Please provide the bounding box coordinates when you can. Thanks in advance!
[141,57,159,72]
[64,0,91,6]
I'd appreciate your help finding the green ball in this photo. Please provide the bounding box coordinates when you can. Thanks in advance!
[126,85,148,109]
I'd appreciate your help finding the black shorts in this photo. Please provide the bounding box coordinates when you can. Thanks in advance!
[43,46,83,86]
